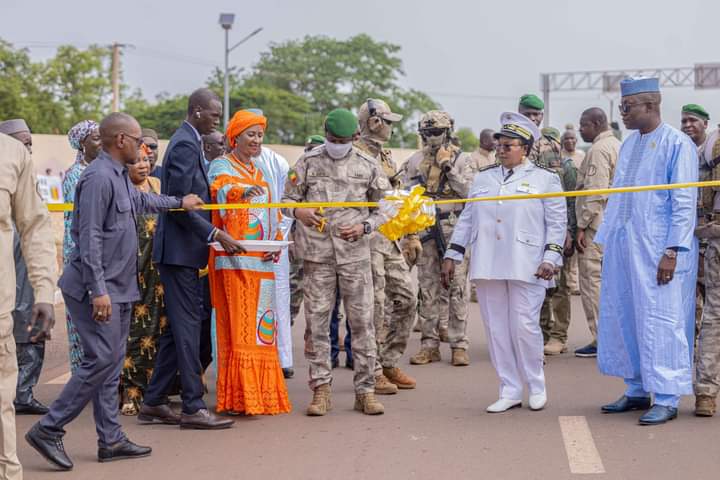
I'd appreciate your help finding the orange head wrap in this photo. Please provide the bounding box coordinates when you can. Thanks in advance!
[226,109,268,148]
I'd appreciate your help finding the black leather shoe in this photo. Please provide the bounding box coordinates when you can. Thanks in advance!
[180,409,234,430]
[25,423,73,471]
[638,405,678,425]
[601,395,652,413]
[15,398,49,415]
[137,403,181,425]
[282,367,294,379]
[98,438,152,462]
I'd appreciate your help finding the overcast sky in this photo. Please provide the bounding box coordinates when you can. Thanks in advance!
[2,0,719,140]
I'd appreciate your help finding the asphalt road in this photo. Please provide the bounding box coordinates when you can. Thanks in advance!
[16,297,720,479]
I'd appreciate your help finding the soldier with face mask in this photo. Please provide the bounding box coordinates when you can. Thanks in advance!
[354,99,417,394]
[402,111,473,366]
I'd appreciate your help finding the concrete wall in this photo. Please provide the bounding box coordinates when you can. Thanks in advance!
[31,134,418,175]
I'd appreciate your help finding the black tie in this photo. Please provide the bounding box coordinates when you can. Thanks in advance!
[504,168,514,182]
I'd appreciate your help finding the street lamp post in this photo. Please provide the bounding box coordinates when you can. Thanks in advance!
[218,13,262,129]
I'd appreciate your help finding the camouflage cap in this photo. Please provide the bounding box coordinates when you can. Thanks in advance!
[418,110,454,131]
[358,99,403,124]
[541,127,561,142]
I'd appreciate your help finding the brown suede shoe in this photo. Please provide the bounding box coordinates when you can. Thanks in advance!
[180,409,234,430]
[137,404,181,425]
[354,392,384,415]
[695,395,716,417]
[374,374,399,395]
[451,348,470,366]
[383,367,416,389]
[307,384,332,416]
[410,347,441,365]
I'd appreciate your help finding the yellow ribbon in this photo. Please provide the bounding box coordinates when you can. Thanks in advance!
[46,180,720,213]
[47,180,719,241]
[378,186,436,241]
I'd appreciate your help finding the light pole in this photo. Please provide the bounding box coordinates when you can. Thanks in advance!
[218,13,262,129]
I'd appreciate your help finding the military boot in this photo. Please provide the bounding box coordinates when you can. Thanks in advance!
[451,348,470,366]
[695,395,716,417]
[306,384,332,416]
[383,367,416,389]
[374,374,399,395]
[410,347,441,365]
[354,392,384,415]
[543,338,567,355]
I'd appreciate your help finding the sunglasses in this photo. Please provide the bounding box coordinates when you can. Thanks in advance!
[496,143,524,151]
[145,143,158,150]
[421,128,446,137]
[619,101,656,114]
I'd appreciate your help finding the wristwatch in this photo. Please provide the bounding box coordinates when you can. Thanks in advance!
[362,222,372,235]
[663,248,678,259]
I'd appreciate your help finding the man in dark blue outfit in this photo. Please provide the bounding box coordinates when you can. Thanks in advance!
[139,89,240,429]
[26,113,204,470]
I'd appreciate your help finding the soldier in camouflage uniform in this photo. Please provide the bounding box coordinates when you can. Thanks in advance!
[518,95,576,350]
[355,99,417,394]
[289,135,325,324]
[282,109,390,416]
[402,111,473,367]
[688,105,720,416]
[537,127,577,354]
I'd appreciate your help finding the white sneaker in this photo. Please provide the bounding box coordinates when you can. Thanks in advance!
[486,398,522,413]
[529,391,547,411]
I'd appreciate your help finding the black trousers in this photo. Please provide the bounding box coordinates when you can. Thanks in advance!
[15,342,45,406]
[41,296,130,448]
[144,264,206,413]
[200,276,213,371]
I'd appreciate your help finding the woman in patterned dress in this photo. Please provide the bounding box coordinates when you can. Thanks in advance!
[62,120,101,372]
[120,145,167,415]
[208,109,291,415]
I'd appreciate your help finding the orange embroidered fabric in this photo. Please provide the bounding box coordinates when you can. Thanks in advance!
[208,154,290,415]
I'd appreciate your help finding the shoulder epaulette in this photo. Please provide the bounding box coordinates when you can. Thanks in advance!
[478,163,500,172]
[304,146,324,160]
[531,161,560,175]
[354,148,377,164]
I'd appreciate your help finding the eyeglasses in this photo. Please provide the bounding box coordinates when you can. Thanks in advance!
[145,143,158,150]
[121,132,144,148]
[496,143,523,151]
[619,102,656,114]
[421,128,446,137]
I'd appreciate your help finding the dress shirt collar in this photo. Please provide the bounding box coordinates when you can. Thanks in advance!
[184,120,203,144]
[97,150,125,176]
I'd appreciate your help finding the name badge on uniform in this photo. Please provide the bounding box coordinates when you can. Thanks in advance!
[516,182,537,194]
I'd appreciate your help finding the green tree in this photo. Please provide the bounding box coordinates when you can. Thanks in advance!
[246,34,439,147]
[42,45,112,130]
[125,91,189,139]
[0,40,63,133]
[455,127,479,152]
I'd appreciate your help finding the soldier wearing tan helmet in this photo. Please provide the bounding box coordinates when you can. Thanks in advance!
[354,99,417,395]
[402,110,473,367]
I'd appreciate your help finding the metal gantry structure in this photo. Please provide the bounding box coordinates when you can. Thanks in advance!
[540,64,720,126]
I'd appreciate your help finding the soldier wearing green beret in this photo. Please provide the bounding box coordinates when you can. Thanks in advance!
[282,108,391,416]
[518,95,577,351]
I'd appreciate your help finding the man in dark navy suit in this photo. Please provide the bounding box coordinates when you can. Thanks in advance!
[139,89,241,429]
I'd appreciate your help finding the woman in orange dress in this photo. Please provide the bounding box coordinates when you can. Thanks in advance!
[208,109,291,415]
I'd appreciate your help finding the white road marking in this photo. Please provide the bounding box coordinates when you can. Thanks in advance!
[558,416,606,474]
[46,372,71,385]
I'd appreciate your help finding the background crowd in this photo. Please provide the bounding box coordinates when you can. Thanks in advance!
[1,75,719,476]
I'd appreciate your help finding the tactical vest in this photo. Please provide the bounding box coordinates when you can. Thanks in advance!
[418,144,461,196]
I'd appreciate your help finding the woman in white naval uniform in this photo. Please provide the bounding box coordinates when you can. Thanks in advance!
[441,112,567,412]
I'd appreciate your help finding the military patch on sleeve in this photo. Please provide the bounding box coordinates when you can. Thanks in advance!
[288,169,298,185]
[588,165,597,177]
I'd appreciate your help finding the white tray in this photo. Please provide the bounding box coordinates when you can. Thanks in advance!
[211,240,293,252]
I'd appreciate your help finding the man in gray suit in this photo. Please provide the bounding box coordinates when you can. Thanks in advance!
[25,113,203,471]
